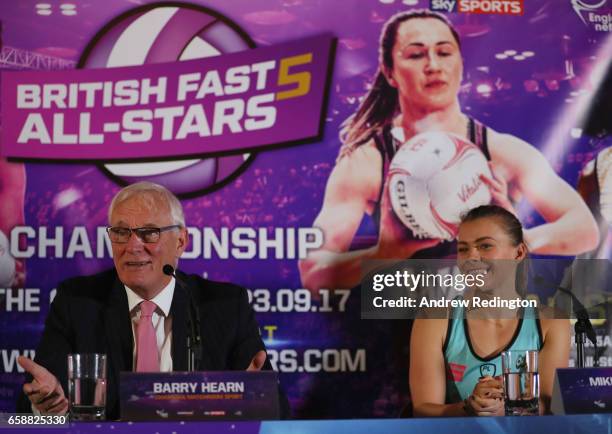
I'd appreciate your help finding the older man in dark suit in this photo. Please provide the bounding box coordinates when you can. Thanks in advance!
[17,181,280,419]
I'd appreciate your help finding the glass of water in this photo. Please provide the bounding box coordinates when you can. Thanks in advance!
[67,353,107,421]
[501,350,539,416]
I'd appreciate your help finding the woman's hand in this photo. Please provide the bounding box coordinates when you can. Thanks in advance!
[480,163,517,217]
[464,376,505,416]
[376,179,440,258]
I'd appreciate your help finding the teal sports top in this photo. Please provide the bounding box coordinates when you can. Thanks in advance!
[443,304,543,403]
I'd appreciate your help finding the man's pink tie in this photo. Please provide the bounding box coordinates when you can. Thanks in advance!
[135,300,160,372]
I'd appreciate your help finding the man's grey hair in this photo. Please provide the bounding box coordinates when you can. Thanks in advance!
[108,182,185,227]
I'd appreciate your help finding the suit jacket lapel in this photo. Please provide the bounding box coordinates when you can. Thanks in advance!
[170,285,188,371]
[104,277,133,415]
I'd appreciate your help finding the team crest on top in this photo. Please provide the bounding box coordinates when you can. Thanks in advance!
[480,363,497,377]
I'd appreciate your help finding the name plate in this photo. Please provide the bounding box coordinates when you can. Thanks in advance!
[119,371,279,421]
[551,367,612,414]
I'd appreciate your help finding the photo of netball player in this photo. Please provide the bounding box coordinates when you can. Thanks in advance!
[409,205,570,416]
[577,147,612,259]
[0,158,26,287]
[298,10,599,290]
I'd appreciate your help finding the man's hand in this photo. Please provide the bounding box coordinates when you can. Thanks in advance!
[17,356,68,415]
[246,351,267,371]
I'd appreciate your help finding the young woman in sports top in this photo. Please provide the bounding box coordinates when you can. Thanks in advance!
[409,205,570,416]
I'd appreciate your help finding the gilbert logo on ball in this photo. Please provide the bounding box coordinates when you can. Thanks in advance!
[78,2,255,197]
[388,132,492,241]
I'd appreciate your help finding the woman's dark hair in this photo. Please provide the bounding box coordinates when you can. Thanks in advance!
[460,205,524,247]
[461,205,529,295]
[339,9,461,155]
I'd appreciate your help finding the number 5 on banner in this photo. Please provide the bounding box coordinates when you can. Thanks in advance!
[276,53,313,101]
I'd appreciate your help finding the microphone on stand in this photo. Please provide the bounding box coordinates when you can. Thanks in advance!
[533,275,598,368]
[163,264,202,371]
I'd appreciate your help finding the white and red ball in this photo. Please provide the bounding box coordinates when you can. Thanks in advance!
[388,132,492,241]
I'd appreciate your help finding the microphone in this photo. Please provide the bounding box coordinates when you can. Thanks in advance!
[533,275,598,367]
[163,264,202,371]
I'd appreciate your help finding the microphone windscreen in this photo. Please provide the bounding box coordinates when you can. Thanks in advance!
[162,264,175,276]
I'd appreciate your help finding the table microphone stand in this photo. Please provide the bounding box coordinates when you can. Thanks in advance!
[575,319,587,368]
[186,304,202,372]
[573,305,597,368]
[535,274,598,368]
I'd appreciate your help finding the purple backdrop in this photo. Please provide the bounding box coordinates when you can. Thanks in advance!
[0,0,610,419]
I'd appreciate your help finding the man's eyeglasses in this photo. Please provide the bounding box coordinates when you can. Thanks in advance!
[106,225,181,244]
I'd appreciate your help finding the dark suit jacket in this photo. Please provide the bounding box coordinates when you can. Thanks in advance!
[17,268,288,419]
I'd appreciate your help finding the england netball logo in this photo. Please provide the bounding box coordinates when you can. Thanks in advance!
[571,0,612,32]
[79,2,255,196]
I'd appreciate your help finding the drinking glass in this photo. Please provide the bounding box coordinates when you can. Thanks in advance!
[501,350,539,416]
[67,353,107,421]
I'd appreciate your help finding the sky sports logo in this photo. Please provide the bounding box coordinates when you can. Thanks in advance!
[430,0,524,15]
